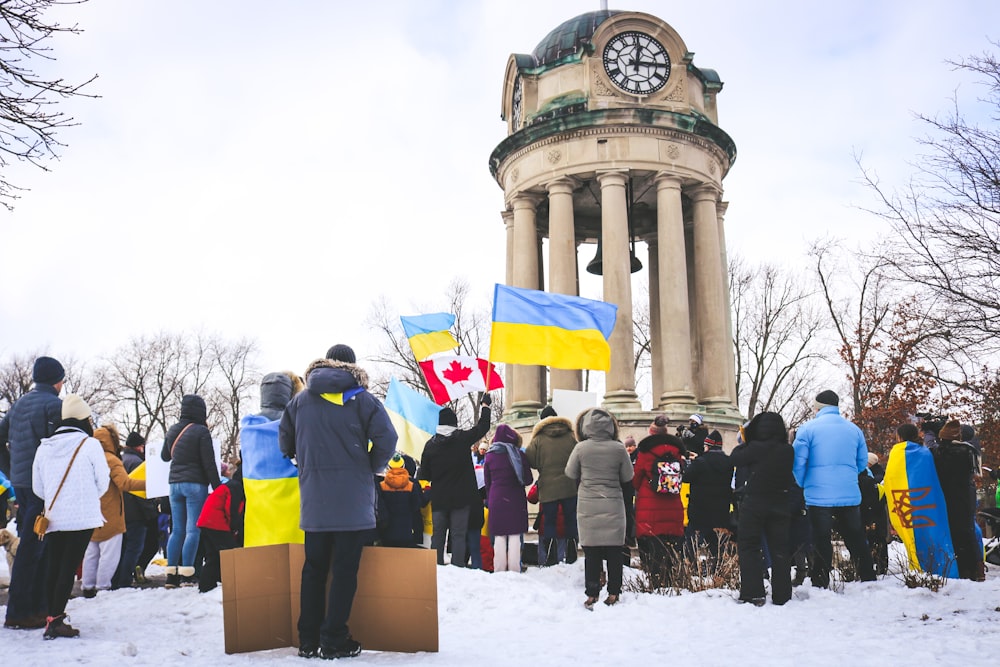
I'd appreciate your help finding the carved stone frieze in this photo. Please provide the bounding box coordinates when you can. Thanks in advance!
[546,148,562,164]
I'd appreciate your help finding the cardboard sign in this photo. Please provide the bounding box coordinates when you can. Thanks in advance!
[220,544,438,655]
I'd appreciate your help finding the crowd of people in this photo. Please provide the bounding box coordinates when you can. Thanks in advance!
[0,351,992,656]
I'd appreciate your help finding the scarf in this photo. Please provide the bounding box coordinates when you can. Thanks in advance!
[488,441,525,486]
[436,425,457,437]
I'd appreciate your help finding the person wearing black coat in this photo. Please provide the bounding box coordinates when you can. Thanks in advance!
[934,420,984,581]
[418,397,492,566]
[160,394,221,587]
[729,411,795,606]
[682,430,733,561]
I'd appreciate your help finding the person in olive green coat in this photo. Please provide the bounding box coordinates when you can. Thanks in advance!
[525,406,578,565]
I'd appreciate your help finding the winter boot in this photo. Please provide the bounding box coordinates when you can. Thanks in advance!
[82,588,97,599]
[542,539,558,566]
[583,596,598,611]
[43,614,80,639]
[178,566,198,587]
[134,565,148,584]
[164,566,180,589]
[565,539,578,564]
[320,635,362,659]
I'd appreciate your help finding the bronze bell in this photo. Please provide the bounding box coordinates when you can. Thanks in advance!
[585,236,643,275]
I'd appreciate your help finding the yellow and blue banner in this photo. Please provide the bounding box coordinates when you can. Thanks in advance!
[240,414,304,546]
[400,313,458,361]
[489,284,618,371]
[384,377,440,461]
[882,440,957,577]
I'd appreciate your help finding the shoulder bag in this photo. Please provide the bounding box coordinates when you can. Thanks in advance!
[34,436,89,540]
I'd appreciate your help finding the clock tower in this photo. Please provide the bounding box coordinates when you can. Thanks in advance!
[490,9,742,439]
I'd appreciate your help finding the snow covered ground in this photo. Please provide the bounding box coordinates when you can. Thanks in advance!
[1,533,998,666]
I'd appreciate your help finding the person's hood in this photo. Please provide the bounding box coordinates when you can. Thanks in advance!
[575,408,619,442]
[93,427,119,456]
[180,394,208,425]
[259,371,301,420]
[305,358,369,397]
[382,467,413,490]
[745,411,787,443]
[530,415,575,440]
[637,432,685,455]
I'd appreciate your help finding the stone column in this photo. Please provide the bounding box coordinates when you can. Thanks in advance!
[502,209,515,404]
[655,173,696,407]
[689,183,730,408]
[596,170,640,410]
[716,199,737,412]
[509,192,544,413]
[547,177,582,393]
[647,238,663,405]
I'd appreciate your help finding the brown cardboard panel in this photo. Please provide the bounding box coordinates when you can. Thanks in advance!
[222,543,438,654]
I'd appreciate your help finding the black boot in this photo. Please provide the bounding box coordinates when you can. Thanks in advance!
[542,539,558,566]
[565,539,579,564]
[43,614,80,639]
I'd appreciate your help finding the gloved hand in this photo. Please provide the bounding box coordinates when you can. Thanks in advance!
[481,393,493,407]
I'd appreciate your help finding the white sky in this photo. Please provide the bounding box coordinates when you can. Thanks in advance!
[1,537,999,665]
[2,1,998,380]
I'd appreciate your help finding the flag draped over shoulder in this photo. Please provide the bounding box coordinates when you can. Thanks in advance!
[418,354,504,405]
[401,313,458,361]
[384,377,440,460]
[240,414,304,547]
[489,284,618,371]
[883,440,958,578]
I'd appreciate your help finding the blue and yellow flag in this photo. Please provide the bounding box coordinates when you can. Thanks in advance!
[240,414,304,546]
[400,313,458,361]
[384,377,440,461]
[883,440,958,578]
[489,284,618,371]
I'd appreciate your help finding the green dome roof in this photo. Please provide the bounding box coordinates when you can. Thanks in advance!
[530,10,623,68]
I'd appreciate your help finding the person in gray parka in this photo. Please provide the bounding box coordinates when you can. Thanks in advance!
[278,344,397,660]
[565,407,633,609]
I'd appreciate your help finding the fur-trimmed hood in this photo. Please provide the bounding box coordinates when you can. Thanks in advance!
[575,407,619,442]
[530,415,574,440]
[304,358,369,394]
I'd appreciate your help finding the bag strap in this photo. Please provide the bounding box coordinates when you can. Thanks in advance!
[46,436,90,513]
[169,423,195,456]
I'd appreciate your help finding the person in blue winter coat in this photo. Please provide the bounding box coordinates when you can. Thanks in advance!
[1,355,65,630]
[792,390,875,588]
[279,344,397,660]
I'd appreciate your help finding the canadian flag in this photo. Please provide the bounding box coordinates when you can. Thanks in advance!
[418,355,504,405]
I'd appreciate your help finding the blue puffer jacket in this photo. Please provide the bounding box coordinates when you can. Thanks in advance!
[278,359,397,532]
[792,406,867,506]
[0,384,62,487]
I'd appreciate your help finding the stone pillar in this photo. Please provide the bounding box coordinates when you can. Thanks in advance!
[716,199,737,412]
[596,170,640,410]
[502,210,515,404]
[689,183,730,408]
[655,173,697,407]
[647,238,663,406]
[509,192,544,412]
[547,177,582,393]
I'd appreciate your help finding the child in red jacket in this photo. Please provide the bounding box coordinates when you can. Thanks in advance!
[196,465,245,592]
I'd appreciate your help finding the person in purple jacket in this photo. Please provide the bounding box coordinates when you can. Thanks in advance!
[483,424,533,573]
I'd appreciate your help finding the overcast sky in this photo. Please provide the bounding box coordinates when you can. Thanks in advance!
[2,0,998,381]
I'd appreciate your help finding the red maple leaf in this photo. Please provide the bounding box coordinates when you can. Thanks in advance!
[442,360,474,384]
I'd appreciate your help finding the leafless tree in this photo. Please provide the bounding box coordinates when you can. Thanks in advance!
[0,349,41,412]
[861,43,1000,348]
[730,256,824,426]
[204,336,260,462]
[0,0,98,208]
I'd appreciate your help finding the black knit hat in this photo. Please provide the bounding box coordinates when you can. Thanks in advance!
[539,405,557,419]
[325,344,356,363]
[704,430,723,448]
[125,432,146,449]
[439,407,458,427]
[32,356,65,385]
[815,390,839,407]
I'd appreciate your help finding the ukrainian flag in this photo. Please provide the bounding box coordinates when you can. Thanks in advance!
[882,440,958,577]
[384,377,440,461]
[489,284,618,371]
[400,313,458,361]
[240,414,304,546]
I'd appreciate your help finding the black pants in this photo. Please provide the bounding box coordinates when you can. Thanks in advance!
[298,530,367,648]
[737,496,791,604]
[808,504,876,587]
[199,528,237,592]
[137,513,161,572]
[583,545,623,597]
[637,534,683,588]
[43,529,93,617]
[113,520,147,589]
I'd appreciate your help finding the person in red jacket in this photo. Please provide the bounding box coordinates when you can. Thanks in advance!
[632,420,686,589]
[195,464,245,593]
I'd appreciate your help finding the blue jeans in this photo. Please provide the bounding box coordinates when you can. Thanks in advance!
[167,482,209,567]
[541,496,578,541]
[5,486,47,622]
[113,521,147,588]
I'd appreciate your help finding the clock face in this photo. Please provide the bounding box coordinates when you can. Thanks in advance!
[511,76,523,130]
[603,30,671,95]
